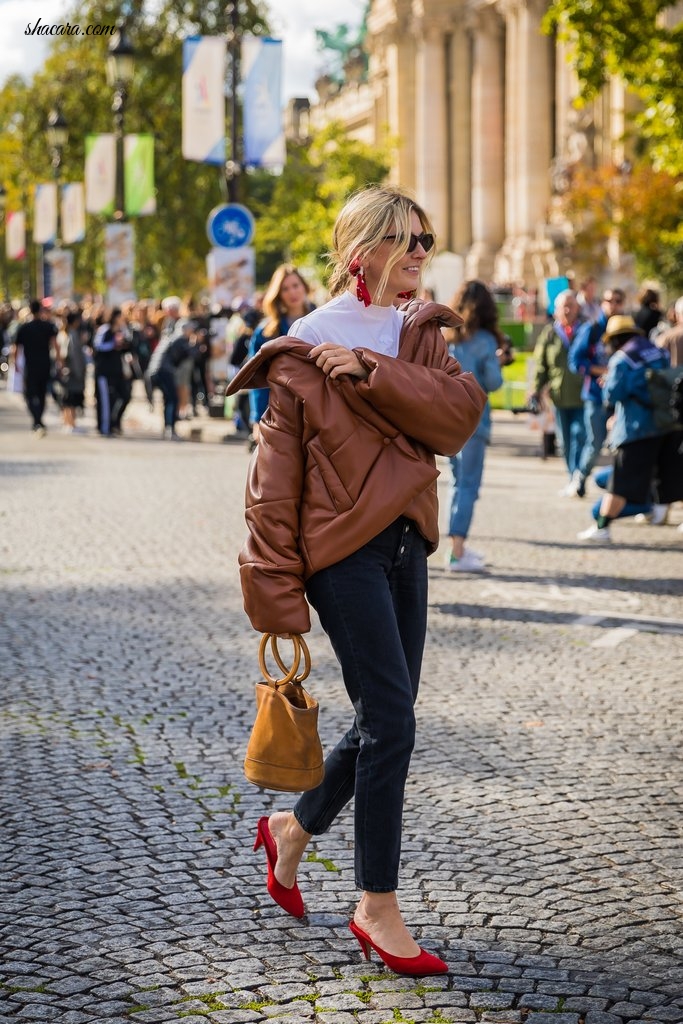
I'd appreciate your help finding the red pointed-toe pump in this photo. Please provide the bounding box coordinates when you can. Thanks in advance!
[349,919,448,976]
[253,816,305,919]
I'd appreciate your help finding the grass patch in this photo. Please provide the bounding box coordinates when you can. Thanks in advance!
[305,850,340,872]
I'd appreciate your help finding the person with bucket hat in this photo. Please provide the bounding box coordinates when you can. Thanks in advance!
[577,314,682,542]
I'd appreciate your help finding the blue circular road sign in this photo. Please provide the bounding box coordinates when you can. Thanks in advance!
[206,203,255,249]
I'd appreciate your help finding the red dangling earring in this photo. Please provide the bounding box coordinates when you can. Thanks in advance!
[349,258,372,307]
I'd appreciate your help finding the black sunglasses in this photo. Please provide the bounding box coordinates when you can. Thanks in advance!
[383,232,435,253]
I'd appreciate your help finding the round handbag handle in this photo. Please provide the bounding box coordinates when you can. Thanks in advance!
[271,633,311,683]
[258,633,303,685]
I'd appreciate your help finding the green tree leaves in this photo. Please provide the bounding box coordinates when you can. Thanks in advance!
[544,0,683,175]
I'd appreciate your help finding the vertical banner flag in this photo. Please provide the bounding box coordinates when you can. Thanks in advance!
[124,134,156,216]
[61,183,86,244]
[242,36,285,168]
[105,223,136,305]
[182,36,226,164]
[33,183,58,244]
[46,248,74,304]
[6,211,26,260]
[85,134,116,215]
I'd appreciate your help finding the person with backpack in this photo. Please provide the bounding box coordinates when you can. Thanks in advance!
[577,315,683,543]
[568,288,626,497]
[148,319,197,440]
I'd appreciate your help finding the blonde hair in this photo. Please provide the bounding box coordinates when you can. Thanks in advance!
[327,185,435,303]
[261,264,312,339]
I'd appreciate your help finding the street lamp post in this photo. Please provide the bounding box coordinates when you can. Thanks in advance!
[106,26,136,220]
[0,184,9,302]
[46,106,68,246]
[226,0,241,203]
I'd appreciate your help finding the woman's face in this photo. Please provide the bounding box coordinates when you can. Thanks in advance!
[363,210,429,305]
[279,273,308,314]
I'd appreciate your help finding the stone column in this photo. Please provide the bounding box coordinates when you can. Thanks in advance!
[496,0,553,283]
[467,6,505,281]
[449,20,472,253]
[385,33,417,190]
[414,24,449,241]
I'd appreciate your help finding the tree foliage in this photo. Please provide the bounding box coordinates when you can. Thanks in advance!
[558,161,683,291]
[544,0,683,175]
[249,122,391,286]
[2,0,385,301]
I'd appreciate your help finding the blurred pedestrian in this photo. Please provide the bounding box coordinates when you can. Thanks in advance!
[529,290,586,493]
[655,296,683,367]
[93,308,131,437]
[576,275,601,323]
[148,318,197,440]
[13,299,60,436]
[633,287,663,338]
[58,311,87,433]
[247,265,315,446]
[577,315,683,542]
[444,280,505,572]
[568,287,626,496]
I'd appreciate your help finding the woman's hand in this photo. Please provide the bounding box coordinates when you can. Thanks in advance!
[308,343,369,380]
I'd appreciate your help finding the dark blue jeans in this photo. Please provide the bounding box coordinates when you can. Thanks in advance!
[294,517,428,892]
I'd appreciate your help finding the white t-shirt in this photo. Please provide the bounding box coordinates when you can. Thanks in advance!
[287,290,404,357]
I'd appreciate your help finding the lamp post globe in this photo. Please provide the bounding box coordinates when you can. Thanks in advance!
[107,27,135,88]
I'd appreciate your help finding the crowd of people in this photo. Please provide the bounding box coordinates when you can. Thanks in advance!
[529,280,683,543]
[0,293,261,440]
[1,268,681,550]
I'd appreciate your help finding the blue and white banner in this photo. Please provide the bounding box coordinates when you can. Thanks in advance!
[242,36,286,168]
[61,183,86,244]
[33,183,58,244]
[182,36,226,165]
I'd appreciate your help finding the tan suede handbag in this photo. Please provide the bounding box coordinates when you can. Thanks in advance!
[244,633,324,793]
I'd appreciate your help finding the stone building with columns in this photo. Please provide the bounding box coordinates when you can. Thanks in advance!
[286,0,681,295]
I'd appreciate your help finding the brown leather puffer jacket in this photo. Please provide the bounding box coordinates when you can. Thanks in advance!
[227,299,486,633]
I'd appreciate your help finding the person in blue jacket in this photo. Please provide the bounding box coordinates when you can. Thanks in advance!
[444,280,508,571]
[247,265,314,443]
[577,314,681,543]
[568,287,626,496]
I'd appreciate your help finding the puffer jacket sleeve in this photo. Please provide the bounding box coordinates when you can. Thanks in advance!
[352,337,486,457]
[238,381,311,634]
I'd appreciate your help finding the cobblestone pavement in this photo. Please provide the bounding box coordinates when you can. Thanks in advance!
[1,386,682,1024]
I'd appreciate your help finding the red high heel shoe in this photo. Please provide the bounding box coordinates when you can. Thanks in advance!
[253,817,305,918]
[349,919,448,976]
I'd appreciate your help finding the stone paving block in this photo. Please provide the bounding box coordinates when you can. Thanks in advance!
[526,1016,580,1024]
[424,991,469,1007]
[451,976,495,992]
[643,1009,683,1022]
[480,1013,523,1023]
[519,994,561,1010]
[584,1014,625,1024]
[469,991,516,1011]
[370,991,424,1009]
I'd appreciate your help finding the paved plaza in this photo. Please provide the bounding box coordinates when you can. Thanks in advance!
[1,385,682,1024]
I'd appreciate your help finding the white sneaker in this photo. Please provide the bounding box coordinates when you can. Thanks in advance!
[650,503,669,526]
[445,549,486,572]
[577,524,611,543]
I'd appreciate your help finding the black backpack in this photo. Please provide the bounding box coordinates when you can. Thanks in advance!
[645,365,683,433]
